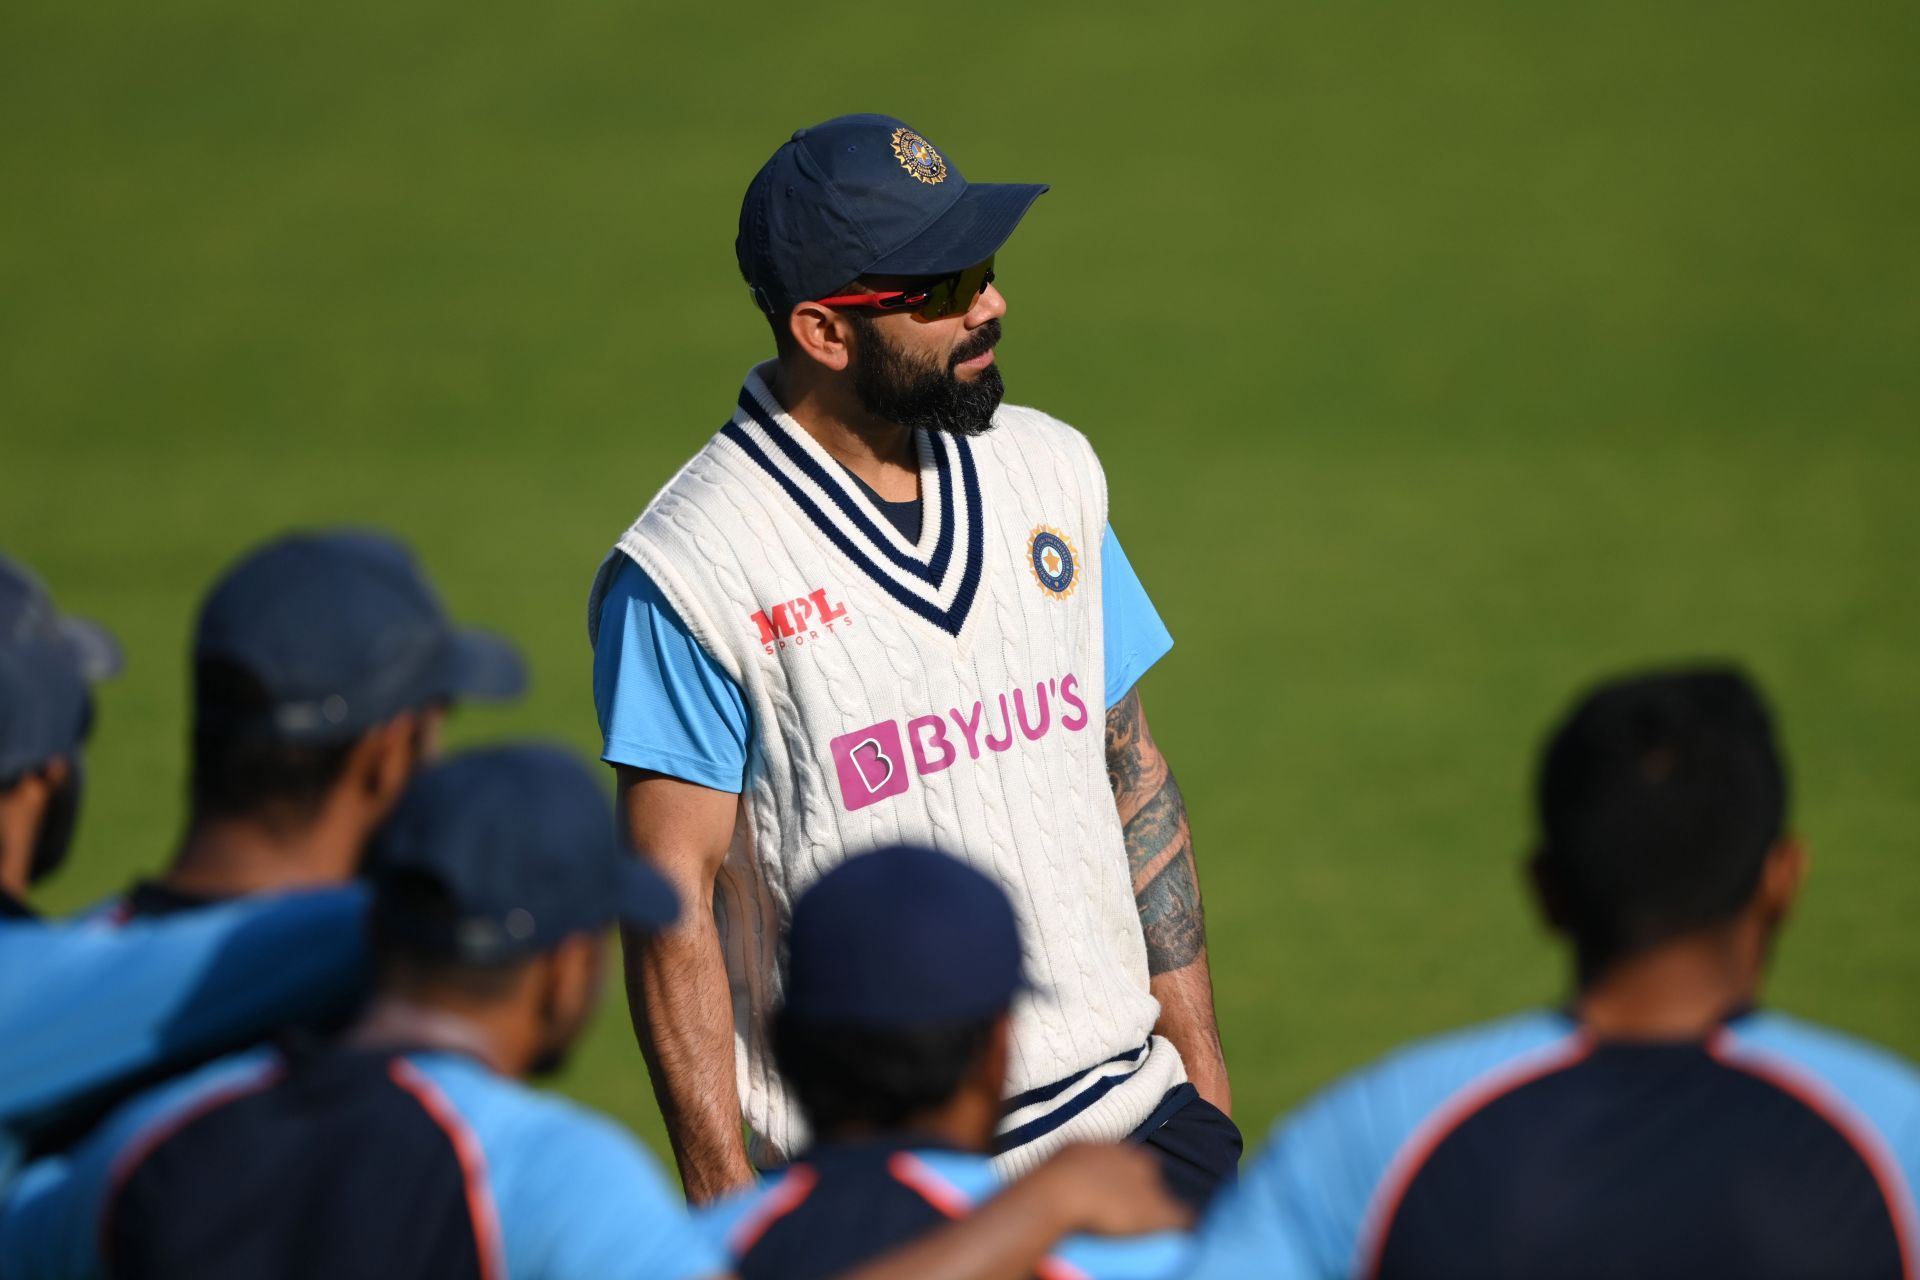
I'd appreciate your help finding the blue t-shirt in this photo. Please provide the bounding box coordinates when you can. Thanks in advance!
[1186,1009,1920,1279]
[0,1045,723,1280]
[0,888,370,1188]
[592,524,1172,790]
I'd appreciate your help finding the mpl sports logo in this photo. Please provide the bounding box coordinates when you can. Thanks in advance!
[752,588,852,654]
[829,672,1092,811]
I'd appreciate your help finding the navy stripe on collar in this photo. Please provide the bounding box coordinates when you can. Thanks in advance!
[719,420,985,638]
[735,389,957,586]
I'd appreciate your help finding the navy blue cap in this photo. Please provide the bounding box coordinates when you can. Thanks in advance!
[783,845,1026,1028]
[194,530,526,743]
[0,554,119,780]
[367,744,679,963]
[737,114,1049,320]
[0,555,122,683]
[0,640,90,782]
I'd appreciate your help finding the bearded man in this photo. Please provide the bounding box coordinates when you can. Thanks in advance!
[587,114,1237,1206]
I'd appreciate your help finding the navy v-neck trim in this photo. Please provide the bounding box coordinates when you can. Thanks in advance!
[735,389,956,584]
[719,385,985,638]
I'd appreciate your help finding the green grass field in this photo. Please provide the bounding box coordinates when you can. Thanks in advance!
[5,1,1916,1160]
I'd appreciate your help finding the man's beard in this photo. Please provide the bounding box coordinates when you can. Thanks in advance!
[849,317,1004,437]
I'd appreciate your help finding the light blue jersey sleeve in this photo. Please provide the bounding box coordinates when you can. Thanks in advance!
[1101,525,1174,710]
[416,1056,724,1280]
[590,525,1171,791]
[591,558,753,792]
[0,889,370,1186]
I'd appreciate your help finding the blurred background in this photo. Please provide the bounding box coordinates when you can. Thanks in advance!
[5,1,1915,1157]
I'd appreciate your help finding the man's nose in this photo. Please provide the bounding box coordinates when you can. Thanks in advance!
[967,282,1007,326]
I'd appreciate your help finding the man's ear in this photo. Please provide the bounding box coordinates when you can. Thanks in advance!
[541,933,605,1037]
[33,757,70,794]
[788,301,855,371]
[1758,836,1808,921]
[976,1012,1012,1099]
[1527,848,1570,935]
[347,711,427,818]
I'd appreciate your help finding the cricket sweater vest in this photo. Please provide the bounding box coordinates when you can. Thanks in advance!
[589,365,1182,1174]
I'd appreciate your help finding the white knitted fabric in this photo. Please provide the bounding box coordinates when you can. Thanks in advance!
[590,364,1183,1174]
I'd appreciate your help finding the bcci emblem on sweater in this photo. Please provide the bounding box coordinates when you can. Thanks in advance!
[1028,527,1078,599]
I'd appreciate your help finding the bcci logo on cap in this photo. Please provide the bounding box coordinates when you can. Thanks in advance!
[891,128,947,185]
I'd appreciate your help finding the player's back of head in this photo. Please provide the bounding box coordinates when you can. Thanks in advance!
[1535,665,1786,977]
[0,553,120,901]
[771,844,1024,1143]
[186,528,525,826]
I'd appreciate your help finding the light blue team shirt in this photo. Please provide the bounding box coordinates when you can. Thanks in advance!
[0,1046,725,1280]
[0,888,370,1188]
[593,524,1173,788]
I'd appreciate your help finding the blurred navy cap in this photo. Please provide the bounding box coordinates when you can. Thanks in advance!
[0,554,123,683]
[0,641,91,782]
[783,844,1026,1028]
[0,554,119,780]
[736,114,1048,321]
[367,744,679,963]
[194,530,526,743]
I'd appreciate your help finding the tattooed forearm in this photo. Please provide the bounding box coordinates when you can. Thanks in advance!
[1106,688,1206,975]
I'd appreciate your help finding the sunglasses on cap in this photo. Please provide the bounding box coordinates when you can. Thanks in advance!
[815,257,995,323]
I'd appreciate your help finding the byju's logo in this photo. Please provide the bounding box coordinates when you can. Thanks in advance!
[828,673,1091,812]
[751,588,851,653]
[829,722,911,811]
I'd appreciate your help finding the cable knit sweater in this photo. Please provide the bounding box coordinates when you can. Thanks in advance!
[589,365,1182,1173]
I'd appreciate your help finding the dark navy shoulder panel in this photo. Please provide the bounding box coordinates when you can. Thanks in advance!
[104,1050,486,1280]
[732,1145,950,1280]
[1379,1036,1911,1280]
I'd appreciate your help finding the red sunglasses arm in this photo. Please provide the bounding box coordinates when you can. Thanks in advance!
[814,289,930,309]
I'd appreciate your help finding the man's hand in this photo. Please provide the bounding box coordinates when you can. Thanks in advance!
[1106,687,1232,1115]
[1022,1142,1197,1237]
[837,1144,1194,1280]
[616,766,756,1203]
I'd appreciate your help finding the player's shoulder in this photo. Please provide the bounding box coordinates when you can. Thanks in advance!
[989,400,1099,457]
[625,426,756,538]
[981,402,1110,515]
[32,1044,284,1190]
[1723,1011,1920,1138]
[1278,1009,1579,1159]
[403,1053,661,1185]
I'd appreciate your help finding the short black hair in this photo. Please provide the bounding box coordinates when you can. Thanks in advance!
[189,660,359,826]
[1536,665,1787,977]
[770,1009,998,1138]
